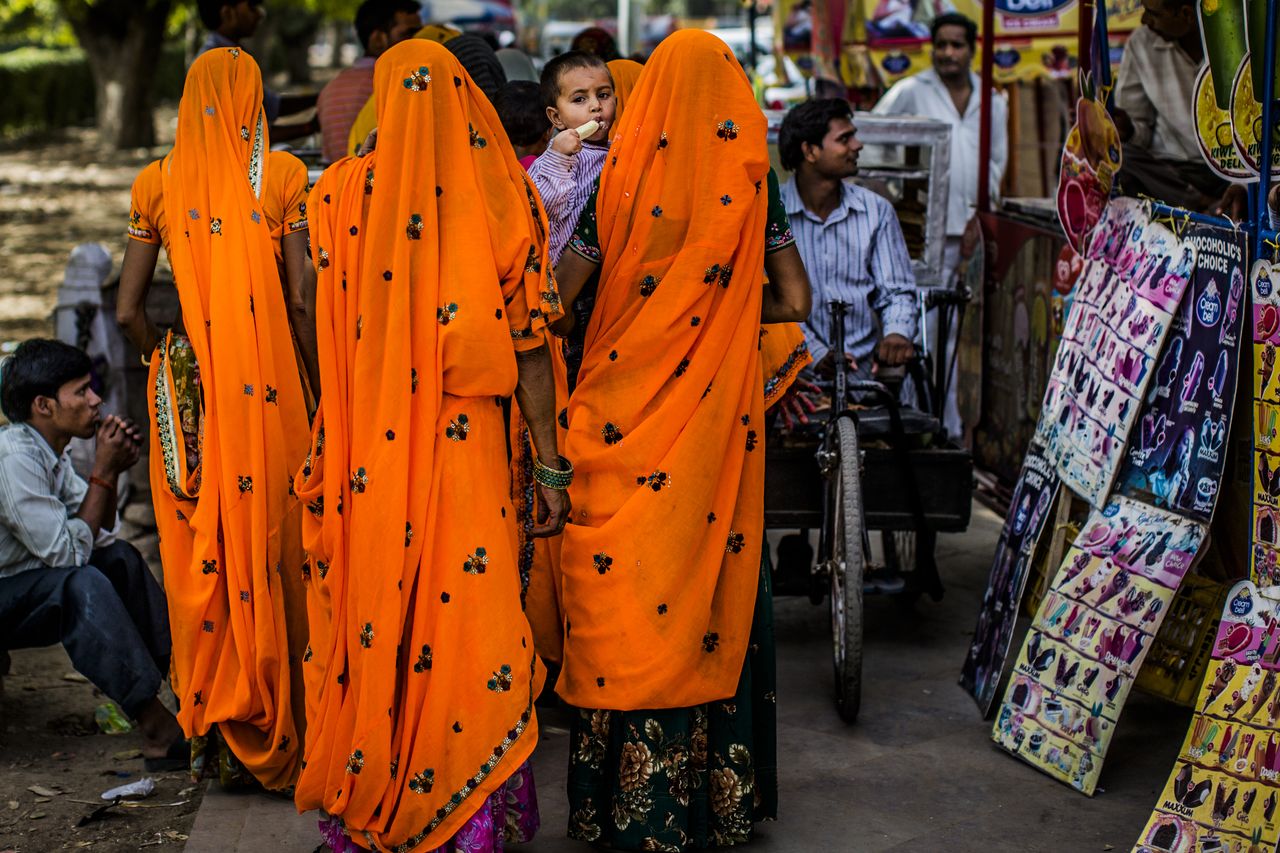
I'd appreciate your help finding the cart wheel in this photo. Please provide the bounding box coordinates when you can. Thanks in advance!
[825,416,864,724]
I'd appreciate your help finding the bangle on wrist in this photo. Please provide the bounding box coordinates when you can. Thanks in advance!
[89,475,116,494]
[533,455,573,490]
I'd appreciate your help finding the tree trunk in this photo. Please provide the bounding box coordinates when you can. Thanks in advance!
[61,0,172,150]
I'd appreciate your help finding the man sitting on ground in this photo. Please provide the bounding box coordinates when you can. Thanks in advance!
[0,340,184,769]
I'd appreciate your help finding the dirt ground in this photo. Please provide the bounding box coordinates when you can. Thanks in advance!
[0,110,178,346]
[0,647,199,852]
[0,114,200,852]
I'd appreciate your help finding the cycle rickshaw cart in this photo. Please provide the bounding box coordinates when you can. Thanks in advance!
[762,112,974,723]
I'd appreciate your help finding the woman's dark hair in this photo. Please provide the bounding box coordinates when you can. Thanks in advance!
[495,81,551,147]
[0,339,92,423]
[778,98,853,171]
[931,12,978,50]
[570,26,621,62]
[540,50,610,108]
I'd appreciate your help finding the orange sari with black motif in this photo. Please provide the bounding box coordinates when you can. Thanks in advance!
[555,31,771,711]
[145,47,309,791]
[294,39,556,851]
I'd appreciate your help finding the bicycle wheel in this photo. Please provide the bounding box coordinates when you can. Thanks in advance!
[825,416,865,723]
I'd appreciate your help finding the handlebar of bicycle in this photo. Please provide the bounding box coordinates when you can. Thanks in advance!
[922,286,972,309]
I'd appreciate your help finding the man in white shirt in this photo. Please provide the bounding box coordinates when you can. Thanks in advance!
[1112,0,1227,211]
[872,11,1006,435]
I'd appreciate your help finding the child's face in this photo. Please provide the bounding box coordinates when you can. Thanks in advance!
[547,65,615,143]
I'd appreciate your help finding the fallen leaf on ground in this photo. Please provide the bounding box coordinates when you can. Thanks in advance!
[27,785,61,797]
[62,672,88,683]
[112,749,142,761]
[28,811,46,819]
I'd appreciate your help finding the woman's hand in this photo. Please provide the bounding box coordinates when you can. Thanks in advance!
[531,479,572,537]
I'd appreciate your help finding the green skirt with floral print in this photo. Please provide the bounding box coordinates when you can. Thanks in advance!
[567,550,777,851]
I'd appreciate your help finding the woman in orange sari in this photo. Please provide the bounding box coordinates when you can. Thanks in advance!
[294,38,568,852]
[116,47,314,790]
[547,30,810,851]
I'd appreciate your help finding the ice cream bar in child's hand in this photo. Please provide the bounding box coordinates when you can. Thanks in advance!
[575,120,600,139]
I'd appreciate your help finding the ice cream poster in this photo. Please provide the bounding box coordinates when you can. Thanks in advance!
[1036,199,1196,506]
[993,495,1206,795]
[1133,580,1280,853]
[962,439,1062,714]
[1253,260,1280,590]
[1120,224,1247,522]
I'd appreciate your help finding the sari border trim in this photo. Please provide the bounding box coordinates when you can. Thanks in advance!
[154,336,199,501]
[367,657,537,853]
[762,341,811,407]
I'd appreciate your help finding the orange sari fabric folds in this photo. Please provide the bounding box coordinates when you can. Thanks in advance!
[557,31,770,710]
[147,48,310,790]
[294,39,556,850]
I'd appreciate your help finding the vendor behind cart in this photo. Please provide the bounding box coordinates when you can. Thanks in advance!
[1111,0,1229,212]
[871,12,1005,437]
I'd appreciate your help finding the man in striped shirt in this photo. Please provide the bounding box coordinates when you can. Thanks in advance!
[778,98,918,384]
[317,0,423,163]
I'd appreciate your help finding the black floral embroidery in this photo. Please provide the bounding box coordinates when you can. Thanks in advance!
[657,132,669,149]
[651,205,663,218]
[602,422,624,445]
[201,559,218,575]
[639,275,660,297]
[707,512,717,523]
[488,664,513,693]
[244,384,254,396]
[721,195,733,205]
[265,385,277,404]
[301,561,312,582]
[746,430,758,451]
[445,414,470,441]
[740,414,750,425]
[725,532,745,554]
[318,248,330,270]
[525,245,542,273]
[350,467,368,494]
[202,620,214,633]
[210,218,223,235]
[438,302,458,324]
[365,168,375,194]
[238,475,253,494]
[469,124,488,149]
[406,214,424,240]
[702,632,720,652]
[593,553,614,575]
[413,644,433,672]
[636,470,671,491]
[674,358,690,377]
[386,429,396,441]
[360,622,374,648]
[463,547,488,575]
[303,645,313,662]
[346,750,365,774]
[409,768,435,794]
[402,65,431,90]
[609,350,619,361]
[716,119,739,141]
[691,316,702,327]
[702,264,733,288]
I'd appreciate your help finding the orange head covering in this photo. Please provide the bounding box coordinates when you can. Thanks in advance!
[294,38,555,850]
[606,58,643,140]
[555,30,770,710]
[150,47,310,789]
